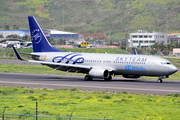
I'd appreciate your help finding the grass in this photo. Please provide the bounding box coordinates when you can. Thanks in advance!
[0,64,84,76]
[0,86,180,120]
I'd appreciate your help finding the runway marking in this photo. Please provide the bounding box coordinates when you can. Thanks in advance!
[0,81,180,93]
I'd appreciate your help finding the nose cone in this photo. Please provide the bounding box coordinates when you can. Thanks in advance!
[169,65,178,75]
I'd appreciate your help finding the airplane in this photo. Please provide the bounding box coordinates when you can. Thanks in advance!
[12,16,178,83]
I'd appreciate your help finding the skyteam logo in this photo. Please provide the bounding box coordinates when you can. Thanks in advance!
[31,29,42,44]
[52,53,84,64]
[125,65,145,71]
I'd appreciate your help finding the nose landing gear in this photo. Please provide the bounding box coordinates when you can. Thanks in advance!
[157,76,167,83]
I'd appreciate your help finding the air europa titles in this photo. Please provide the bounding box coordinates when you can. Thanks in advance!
[115,57,147,63]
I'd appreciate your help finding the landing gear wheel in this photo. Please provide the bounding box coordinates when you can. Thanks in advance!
[84,75,92,81]
[104,75,112,81]
[157,79,162,83]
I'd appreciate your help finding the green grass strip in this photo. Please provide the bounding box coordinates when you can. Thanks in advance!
[0,86,180,120]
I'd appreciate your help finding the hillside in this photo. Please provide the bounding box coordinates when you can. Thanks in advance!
[0,0,180,39]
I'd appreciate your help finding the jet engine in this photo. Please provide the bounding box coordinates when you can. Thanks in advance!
[89,68,109,79]
[123,75,140,78]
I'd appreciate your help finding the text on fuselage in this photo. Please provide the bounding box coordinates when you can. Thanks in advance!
[116,57,147,63]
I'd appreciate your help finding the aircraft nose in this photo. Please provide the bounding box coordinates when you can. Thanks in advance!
[169,65,178,74]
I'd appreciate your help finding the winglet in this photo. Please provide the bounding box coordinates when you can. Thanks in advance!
[12,46,25,61]
[133,49,137,55]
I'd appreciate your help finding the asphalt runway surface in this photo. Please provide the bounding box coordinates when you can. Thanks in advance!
[0,72,180,95]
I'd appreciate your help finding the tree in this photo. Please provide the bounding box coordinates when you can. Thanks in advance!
[3,23,7,29]
[150,49,158,55]
[162,50,169,56]
[5,25,10,30]
[151,42,159,49]
[159,42,166,51]
[86,18,92,24]
[13,25,20,30]
[0,34,3,38]
[16,26,19,30]
[136,49,143,54]
[110,40,113,45]
[13,25,16,30]
[22,35,30,41]
[6,34,20,38]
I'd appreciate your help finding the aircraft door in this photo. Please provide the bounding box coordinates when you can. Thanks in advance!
[150,62,154,74]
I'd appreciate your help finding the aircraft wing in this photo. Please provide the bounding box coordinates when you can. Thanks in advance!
[28,60,92,70]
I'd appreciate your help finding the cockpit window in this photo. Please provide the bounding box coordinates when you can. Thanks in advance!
[161,62,171,65]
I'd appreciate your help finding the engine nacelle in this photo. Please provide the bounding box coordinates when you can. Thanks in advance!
[89,68,109,79]
[123,75,140,78]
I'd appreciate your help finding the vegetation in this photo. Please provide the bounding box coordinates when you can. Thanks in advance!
[0,86,180,119]
[0,0,180,38]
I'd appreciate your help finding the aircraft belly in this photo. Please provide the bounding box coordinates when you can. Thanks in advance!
[115,64,147,75]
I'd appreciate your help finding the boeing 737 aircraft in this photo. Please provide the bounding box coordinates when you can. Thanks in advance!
[13,16,178,83]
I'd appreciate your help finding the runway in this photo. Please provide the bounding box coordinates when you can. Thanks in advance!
[0,72,180,94]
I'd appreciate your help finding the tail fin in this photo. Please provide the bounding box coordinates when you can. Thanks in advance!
[133,49,137,55]
[28,16,63,52]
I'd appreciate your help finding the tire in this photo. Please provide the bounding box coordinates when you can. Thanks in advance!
[104,75,112,81]
[84,75,92,81]
[157,79,162,83]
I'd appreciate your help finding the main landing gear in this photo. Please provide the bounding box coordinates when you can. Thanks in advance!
[84,75,93,81]
[104,75,112,81]
[157,79,163,83]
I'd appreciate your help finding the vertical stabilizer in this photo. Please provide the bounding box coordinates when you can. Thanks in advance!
[28,16,63,52]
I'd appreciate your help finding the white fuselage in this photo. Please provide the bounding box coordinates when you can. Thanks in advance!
[32,52,177,77]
